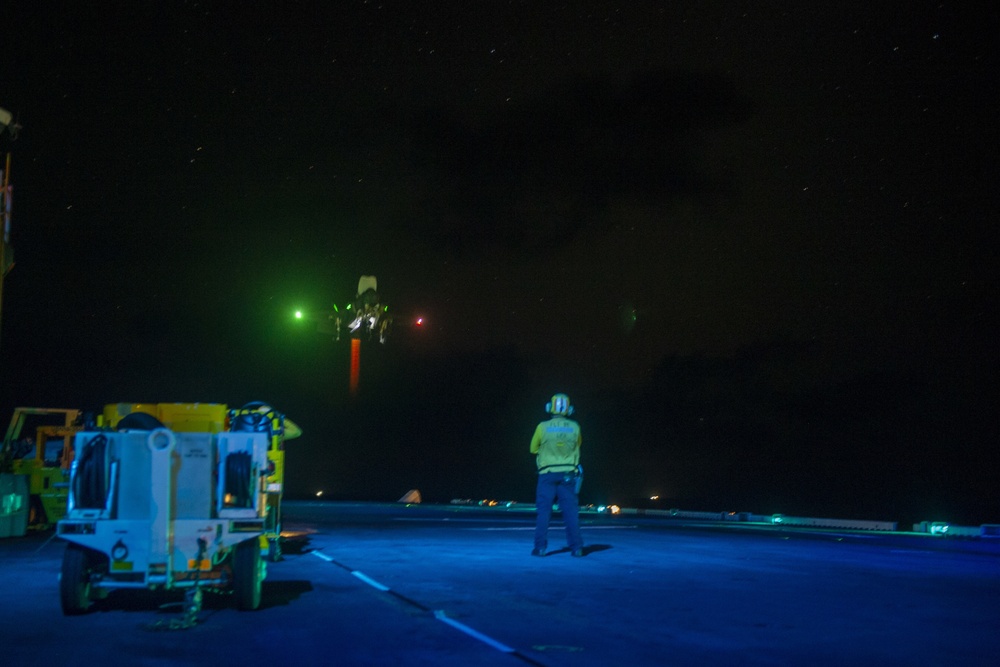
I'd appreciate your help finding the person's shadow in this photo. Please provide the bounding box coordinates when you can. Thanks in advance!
[543,544,613,557]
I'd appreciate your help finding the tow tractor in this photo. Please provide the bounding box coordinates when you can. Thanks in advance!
[1,408,89,529]
[56,401,298,615]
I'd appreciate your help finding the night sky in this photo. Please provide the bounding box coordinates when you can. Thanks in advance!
[2,2,997,526]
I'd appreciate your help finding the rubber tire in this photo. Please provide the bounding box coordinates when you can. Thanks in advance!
[233,539,262,611]
[267,537,282,563]
[60,544,93,615]
[116,411,165,431]
[28,495,48,528]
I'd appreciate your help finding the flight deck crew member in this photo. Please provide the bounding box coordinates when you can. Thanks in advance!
[530,393,584,557]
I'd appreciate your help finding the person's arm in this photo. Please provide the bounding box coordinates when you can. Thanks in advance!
[284,418,303,440]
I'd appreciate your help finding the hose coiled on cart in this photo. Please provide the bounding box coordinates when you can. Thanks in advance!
[224,451,253,508]
[73,434,109,509]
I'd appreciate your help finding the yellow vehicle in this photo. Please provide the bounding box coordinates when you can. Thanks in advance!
[2,401,299,551]
[1,407,87,528]
[101,401,298,561]
[53,399,300,615]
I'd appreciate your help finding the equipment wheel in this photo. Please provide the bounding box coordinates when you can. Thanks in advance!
[233,538,263,610]
[28,495,48,527]
[60,544,95,615]
[267,536,282,562]
[264,500,283,561]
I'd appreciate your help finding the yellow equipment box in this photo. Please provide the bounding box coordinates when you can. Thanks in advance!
[103,403,228,433]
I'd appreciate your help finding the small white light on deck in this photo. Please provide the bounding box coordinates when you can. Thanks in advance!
[929,522,949,535]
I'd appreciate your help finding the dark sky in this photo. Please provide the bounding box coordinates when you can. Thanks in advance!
[2,2,997,524]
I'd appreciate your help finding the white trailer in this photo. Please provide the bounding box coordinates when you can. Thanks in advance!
[56,426,271,615]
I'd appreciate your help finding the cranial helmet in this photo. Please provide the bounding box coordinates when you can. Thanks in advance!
[546,393,573,416]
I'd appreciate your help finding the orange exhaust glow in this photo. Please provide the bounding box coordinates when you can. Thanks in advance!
[349,337,361,396]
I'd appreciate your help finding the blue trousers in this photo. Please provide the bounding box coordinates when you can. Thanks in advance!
[534,472,583,551]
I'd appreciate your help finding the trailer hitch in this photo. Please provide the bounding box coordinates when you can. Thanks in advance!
[145,538,207,631]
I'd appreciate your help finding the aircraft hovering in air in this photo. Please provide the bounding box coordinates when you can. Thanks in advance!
[296,275,393,344]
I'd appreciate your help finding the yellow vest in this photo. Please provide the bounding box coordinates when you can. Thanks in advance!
[530,417,581,474]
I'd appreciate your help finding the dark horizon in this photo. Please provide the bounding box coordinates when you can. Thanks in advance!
[279,338,998,528]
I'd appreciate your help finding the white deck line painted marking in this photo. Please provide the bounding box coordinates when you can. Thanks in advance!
[310,550,535,662]
[351,570,391,591]
[434,610,515,653]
